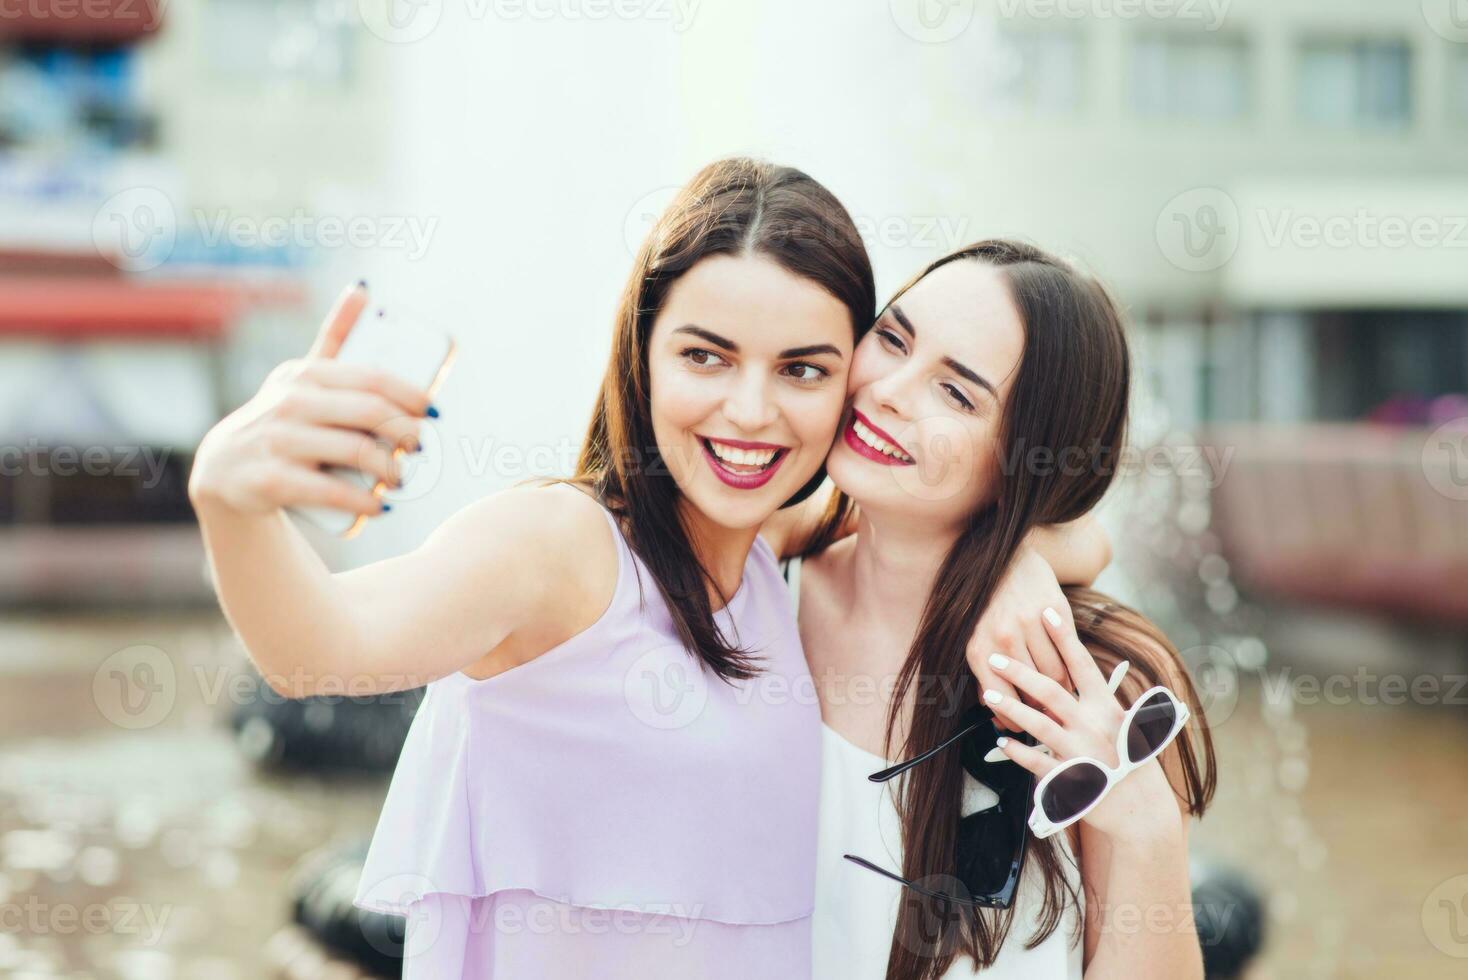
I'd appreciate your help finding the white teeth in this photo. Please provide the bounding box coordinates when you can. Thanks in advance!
[852,419,912,462]
[707,441,778,467]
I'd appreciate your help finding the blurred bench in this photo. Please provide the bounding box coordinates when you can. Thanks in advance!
[1205,423,1468,624]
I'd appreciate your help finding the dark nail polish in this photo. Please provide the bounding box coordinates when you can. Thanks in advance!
[426,404,440,418]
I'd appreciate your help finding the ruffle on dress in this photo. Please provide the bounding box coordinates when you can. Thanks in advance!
[352,506,821,977]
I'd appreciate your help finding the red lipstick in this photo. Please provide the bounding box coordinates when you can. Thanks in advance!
[843,409,915,467]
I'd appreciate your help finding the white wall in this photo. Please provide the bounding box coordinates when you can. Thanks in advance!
[331,0,998,562]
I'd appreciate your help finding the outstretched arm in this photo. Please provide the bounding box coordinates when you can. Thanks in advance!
[188,282,610,697]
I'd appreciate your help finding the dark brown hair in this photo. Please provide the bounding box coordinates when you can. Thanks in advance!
[802,240,1217,977]
[572,157,875,682]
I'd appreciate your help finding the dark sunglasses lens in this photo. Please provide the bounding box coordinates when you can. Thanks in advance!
[1125,691,1179,764]
[1041,761,1108,824]
[954,810,1012,894]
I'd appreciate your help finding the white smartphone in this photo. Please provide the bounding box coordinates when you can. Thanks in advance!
[287,307,457,539]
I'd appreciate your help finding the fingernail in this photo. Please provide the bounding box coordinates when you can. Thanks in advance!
[983,689,1003,705]
[426,404,440,418]
[1043,607,1063,628]
[983,745,1008,763]
[988,653,1009,670]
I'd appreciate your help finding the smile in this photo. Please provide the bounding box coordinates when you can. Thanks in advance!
[843,409,914,466]
[699,436,790,490]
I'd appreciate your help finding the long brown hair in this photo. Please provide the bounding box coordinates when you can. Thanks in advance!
[572,157,875,682]
[802,240,1217,977]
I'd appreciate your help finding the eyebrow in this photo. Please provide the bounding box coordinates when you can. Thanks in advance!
[672,325,844,360]
[886,304,998,399]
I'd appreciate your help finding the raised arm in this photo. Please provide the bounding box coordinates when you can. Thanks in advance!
[188,283,610,697]
[192,484,608,697]
[979,612,1202,980]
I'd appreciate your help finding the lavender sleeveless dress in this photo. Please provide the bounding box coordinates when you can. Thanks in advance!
[353,499,821,978]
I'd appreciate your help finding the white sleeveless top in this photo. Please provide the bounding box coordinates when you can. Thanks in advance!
[785,556,1086,980]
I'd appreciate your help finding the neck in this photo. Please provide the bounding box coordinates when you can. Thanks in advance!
[842,507,964,649]
[678,497,759,606]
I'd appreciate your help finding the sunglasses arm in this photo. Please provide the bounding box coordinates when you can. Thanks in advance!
[867,714,987,783]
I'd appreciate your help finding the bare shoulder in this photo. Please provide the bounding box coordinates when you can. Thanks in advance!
[434,481,617,611]
[450,481,621,679]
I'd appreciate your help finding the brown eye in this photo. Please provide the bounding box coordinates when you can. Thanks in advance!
[876,328,907,354]
[681,348,726,368]
[783,363,828,383]
[941,382,976,413]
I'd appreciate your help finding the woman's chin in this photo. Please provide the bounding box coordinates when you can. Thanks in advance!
[825,444,895,507]
[680,479,797,532]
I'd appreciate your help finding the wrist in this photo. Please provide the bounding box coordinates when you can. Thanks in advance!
[1103,811,1185,855]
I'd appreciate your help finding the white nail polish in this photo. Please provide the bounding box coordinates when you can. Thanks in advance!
[983,746,1007,763]
[988,652,1009,670]
[1043,607,1063,628]
[983,689,1003,705]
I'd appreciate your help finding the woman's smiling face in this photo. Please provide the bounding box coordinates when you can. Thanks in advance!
[648,253,854,531]
[827,259,1027,527]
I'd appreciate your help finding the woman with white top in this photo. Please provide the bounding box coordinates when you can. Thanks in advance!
[784,240,1218,979]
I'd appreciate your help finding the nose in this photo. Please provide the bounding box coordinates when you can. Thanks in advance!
[722,367,779,433]
[867,362,917,423]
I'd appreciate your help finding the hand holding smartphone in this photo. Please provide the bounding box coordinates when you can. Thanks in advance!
[189,281,458,536]
[287,302,457,538]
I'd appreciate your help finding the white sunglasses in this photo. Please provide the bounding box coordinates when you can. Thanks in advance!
[1027,662,1191,839]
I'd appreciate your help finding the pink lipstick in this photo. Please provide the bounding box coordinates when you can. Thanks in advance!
[699,436,790,490]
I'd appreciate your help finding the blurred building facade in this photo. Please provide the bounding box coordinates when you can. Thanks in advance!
[935,0,1468,621]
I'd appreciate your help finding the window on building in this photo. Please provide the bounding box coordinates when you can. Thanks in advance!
[1297,38,1411,129]
[988,28,1084,115]
[1131,33,1250,120]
